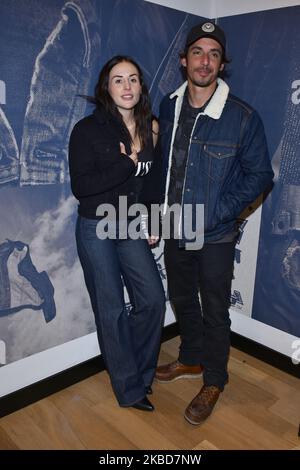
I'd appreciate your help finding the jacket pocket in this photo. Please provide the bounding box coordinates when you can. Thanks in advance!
[203,143,237,182]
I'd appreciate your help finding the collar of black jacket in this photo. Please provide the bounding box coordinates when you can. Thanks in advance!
[92,106,131,154]
[93,105,119,125]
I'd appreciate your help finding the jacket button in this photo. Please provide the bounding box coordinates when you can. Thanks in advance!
[190,163,194,166]
[186,188,190,192]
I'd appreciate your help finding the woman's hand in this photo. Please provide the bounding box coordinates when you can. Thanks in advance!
[120,142,138,166]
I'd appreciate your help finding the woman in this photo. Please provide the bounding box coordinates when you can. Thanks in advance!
[69,56,165,411]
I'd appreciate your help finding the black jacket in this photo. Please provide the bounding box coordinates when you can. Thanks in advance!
[69,107,160,219]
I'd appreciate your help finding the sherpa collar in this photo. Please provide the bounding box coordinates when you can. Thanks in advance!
[169,78,229,120]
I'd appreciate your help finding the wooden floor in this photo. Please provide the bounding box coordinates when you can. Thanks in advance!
[0,337,299,450]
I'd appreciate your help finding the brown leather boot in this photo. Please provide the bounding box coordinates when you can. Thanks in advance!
[155,360,203,383]
[184,385,221,425]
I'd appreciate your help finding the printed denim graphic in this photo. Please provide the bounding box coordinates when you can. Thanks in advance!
[150,15,190,115]
[0,0,191,187]
[0,107,19,185]
[271,181,300,291]
[0,0,190,371]
[230,290,244,308]
[0,340,6,365]
[271,43,300,239]
[0,80,6,104]
[20,1,101,185]
[267,39,300,292]
[229,8,300,336]
[0,240,56,322]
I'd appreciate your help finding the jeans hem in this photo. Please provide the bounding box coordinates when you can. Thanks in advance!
[119,394,146,407]
[178,355,203,366]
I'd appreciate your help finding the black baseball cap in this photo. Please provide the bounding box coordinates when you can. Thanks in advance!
[185,21,226,53]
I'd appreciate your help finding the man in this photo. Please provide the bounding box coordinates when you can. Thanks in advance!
[155,21,274,425]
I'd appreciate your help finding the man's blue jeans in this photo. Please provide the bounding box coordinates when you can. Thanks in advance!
[76,216,165,406]
[164,238,236,391]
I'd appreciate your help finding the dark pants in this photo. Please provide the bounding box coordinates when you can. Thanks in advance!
[76,216,165,406]
[164,238,236,390]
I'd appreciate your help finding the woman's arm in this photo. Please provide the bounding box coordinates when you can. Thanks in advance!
[68,123,136,199]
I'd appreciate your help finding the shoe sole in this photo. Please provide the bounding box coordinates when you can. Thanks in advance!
[184,412,206,425]
[132,406,154,412]
[155,373,202,383]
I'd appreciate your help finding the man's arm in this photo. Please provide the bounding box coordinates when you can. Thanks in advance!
[217,110,274,222]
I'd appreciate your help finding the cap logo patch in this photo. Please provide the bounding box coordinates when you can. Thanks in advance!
[202,23,215,33]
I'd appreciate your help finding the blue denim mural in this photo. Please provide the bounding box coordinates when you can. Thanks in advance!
[0,0,198,188]
[0,0,201,364]
[19,0,101,185]
[0,107,19,185]
[221,6,300,337]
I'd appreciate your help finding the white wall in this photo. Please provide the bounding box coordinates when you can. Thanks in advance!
[213,0,300,17]
[145,0,300,17]
[144,0,213,17]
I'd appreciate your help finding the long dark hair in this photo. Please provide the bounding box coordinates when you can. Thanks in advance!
[94,55,152,149]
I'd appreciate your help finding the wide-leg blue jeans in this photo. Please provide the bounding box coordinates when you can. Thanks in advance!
[76,216,165,406]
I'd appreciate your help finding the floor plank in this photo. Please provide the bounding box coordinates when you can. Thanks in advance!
[0,337,299,450]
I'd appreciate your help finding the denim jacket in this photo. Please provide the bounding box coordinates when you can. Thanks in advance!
[0,240,56,322]
[19,0,100,186]
[159,79,274,245]
[0,0,100,186]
